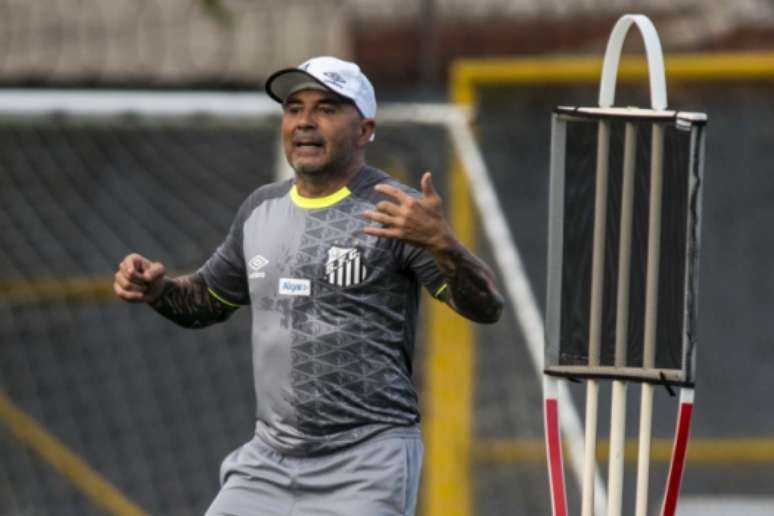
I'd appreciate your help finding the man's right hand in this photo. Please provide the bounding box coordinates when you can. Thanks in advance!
[114,253,166,303]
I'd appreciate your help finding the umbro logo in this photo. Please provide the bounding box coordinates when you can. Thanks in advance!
[248,255,269,279]
[323,71,346,87]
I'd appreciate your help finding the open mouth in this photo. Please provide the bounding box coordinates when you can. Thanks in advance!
[293,138,324,150]
[293,142,324,159]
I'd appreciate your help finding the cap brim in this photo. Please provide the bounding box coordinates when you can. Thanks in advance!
[265,68,367,118]
[265,68,333,103]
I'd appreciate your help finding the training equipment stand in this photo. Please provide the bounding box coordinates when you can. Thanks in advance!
[543,14,706,516]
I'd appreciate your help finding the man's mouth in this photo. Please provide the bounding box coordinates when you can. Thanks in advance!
[293,138,324,149]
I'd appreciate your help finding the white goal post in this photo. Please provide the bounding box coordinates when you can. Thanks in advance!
[0,89,592,513]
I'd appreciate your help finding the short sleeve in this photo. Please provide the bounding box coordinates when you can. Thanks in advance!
[400,243,447,300]
[197,200,251,306]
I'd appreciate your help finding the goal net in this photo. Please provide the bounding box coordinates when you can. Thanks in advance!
[0,91,538,515]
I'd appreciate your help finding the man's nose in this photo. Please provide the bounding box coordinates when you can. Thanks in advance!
[295,109,317,129]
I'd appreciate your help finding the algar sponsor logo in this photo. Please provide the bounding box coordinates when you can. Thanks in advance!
[281,280,304,292]
[278,278,311,296]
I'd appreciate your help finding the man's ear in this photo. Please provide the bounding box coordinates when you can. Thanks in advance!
[359,118,376,145]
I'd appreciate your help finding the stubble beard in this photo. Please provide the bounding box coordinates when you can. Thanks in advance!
[291,144,358,184]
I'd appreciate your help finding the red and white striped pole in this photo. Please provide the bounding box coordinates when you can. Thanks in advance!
[543,376,568,516]
[660,388,695,516]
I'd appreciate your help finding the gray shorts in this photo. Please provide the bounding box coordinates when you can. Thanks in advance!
[205,426,423,516]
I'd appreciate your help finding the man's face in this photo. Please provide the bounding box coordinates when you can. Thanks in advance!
[281,89,373,176]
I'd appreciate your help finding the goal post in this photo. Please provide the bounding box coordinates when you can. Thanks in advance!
[450,51,774,106]
[449,43,774,516]
[0,90,507,516]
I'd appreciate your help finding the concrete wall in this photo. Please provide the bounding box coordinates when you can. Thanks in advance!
[1,0,773,86]
[0,0,350,84]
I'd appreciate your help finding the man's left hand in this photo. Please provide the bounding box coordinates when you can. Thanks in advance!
[362,171,452,252]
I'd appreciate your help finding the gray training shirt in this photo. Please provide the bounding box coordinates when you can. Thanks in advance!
[198,166,446,456]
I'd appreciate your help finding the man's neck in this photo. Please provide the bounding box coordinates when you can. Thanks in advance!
[294,158,364,198]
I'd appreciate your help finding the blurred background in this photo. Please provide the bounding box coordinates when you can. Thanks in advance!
[1,1,774,515]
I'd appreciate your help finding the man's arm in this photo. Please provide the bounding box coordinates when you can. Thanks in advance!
[114,253,237,328]
[424,238,503,324]
[362,172,504,324]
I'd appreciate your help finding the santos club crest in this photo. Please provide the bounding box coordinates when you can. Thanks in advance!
[325,246,366,287]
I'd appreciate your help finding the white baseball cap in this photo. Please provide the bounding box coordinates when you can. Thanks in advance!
[265,56,377,119]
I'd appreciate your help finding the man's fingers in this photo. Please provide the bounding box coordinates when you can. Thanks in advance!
[114,271,149,293]
[119,258,131,276]
[131,256,144,274]
[113,280,146,303]
[420,171,437,198]
[373,183,410,203]
[363,225,401,239]
[118,262,146,286]
[118,253,163,283]
[128,270,148,286]
[375,200,400,214]
[126,253,148,272]
[115,253,164,304]
[142,261,166,283]
[120,254,145,278]
[363,210,395,226]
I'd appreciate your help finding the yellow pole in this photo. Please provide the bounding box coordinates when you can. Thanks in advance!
[424,66,477,516]
[0,392,147,515]
[423,155,475,516]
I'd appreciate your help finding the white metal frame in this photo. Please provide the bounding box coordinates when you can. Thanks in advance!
[544,14,701,516]
[596,15,668,516]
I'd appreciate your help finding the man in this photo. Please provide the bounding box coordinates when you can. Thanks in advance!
[114,56,503,516]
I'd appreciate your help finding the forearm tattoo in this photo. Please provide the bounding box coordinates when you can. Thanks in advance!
[150,274,236,328]
[436,246,504,324]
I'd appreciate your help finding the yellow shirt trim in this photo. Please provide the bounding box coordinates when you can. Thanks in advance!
[434,283,449,298]
[207,288,241,308]
[290,184,351,209]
